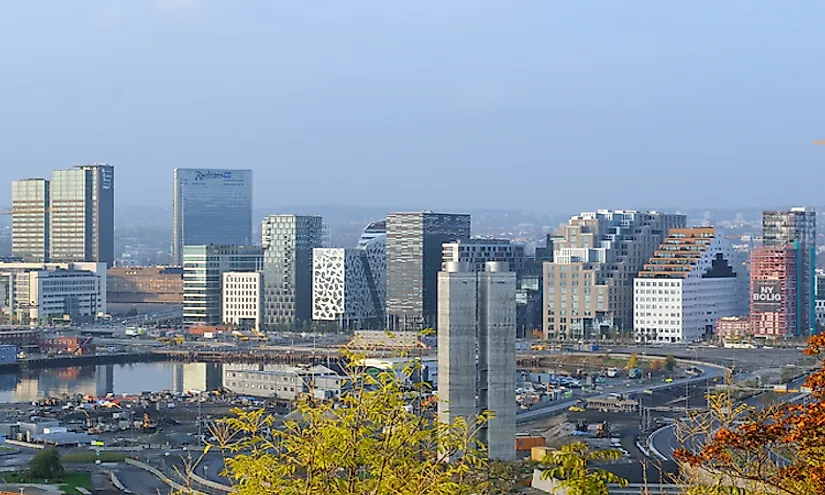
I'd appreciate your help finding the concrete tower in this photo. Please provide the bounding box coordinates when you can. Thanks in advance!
[437,262,478,432]
[477,261,516,460]
[437,261,516,461]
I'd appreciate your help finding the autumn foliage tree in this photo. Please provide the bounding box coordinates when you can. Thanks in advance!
[539,442,627,495]
[208,351,492,495]
[675,333,825,495]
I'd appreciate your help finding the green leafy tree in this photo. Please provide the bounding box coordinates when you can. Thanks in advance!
[626,353,639,370]
[28,446,63,480]
[209,351,491,495]
[125,307,139,317]
[539,442,627,495]
[665,354,677,373]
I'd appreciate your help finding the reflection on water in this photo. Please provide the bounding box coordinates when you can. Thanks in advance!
[0,362,224,403]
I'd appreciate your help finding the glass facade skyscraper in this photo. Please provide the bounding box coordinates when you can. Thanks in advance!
[173,169,253,265]
[49,164,115,267]
[385,212,471,330]
[11,178,50,262]
[261,215,324,327]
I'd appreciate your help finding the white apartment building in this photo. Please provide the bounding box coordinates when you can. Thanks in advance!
[222,272,262,330]
[543,210,687,340]
[0,261,107,324]
[441,238,525,272]
[633,228,743,344]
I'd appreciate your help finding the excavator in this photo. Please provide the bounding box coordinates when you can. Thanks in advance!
[141,413,157,431]
[595,421,611,438]
[157,335,185,346]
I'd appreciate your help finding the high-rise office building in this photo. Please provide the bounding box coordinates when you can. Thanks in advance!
[173,169,253,265]
[182,245,262,326]
[386,212,471,330]
[437,261,516,461]
[543,210,686,340]
[441,238,525,272]
[312,248,379,329]
[312,226,386,329]
[762,208,816,336]
[11,178,50,262]
[357,220,386,249]
[261,215,324,327]
[49,164,115,267]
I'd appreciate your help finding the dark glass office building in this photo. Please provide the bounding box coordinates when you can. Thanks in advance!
[261,215,324,327]
[385,212,471,330]
[173,169,253,265]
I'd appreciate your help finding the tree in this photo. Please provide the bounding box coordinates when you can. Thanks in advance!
[209,350,491,495]
[626,353,639,369]
[531,329,543,340]
[676,333,825,495]
[665,354,677,373]
[126,307,139,317]
[650,359,664,371]
[28,446,63,479]
[539,442,627,495]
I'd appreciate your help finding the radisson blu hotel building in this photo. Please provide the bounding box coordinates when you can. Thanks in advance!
[173,168,253,265]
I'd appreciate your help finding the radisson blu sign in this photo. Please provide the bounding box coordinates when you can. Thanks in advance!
[194,170,233,181]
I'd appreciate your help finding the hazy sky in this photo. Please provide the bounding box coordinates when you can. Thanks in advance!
[1,1,824,214]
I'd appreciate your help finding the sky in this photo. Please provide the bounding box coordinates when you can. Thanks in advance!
[1,1,824,214]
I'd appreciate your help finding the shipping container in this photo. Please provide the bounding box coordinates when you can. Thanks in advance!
[515,435,546,451]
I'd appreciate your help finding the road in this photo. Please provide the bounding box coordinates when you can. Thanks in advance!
[114,467,171,495]
[517,361,726,424]
[650,374,811,460]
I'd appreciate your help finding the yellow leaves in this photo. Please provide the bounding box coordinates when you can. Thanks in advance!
[539,442,627,495]
[210,354,491,495]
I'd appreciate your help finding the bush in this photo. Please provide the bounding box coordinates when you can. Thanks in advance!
[665,354,677,373]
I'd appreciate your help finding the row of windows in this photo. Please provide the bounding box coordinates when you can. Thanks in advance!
[226,304,258,311]
[636,281,680,287]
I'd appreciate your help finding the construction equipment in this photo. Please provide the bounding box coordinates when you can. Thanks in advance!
[595,421,611,438]
[575,420,588,432]
[157,335,184,346]
[141,413,157,431]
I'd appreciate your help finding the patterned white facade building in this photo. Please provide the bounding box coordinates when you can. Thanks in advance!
[222,272,262,330]
[312,234,386,329]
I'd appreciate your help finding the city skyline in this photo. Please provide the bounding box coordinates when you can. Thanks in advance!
[1,2,824,212]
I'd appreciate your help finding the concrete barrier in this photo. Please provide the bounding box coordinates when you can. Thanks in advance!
[189,471,232,493]
[125,458,205,495]
[3,439,44,450]
[648,424,673,461]
[109,471,132,494]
